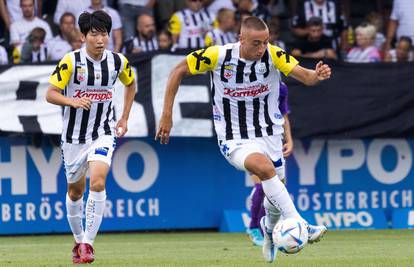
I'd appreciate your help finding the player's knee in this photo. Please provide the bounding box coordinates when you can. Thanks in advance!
[90,178,106,192]
[255,162,276,180]
[68,187,84,201]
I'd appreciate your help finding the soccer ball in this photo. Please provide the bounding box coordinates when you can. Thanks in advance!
[272,218,308,254]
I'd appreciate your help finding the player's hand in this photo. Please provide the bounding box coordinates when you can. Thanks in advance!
[283,141,293,158]
[155,114,172,144]
[315,61,331,81]
[70,97,91,110]
[115,118,128,137]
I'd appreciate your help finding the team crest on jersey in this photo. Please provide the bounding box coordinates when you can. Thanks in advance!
[223,64,234,79]
[257,63,267,74]
[77,67,85,82]
[111,70,118,80]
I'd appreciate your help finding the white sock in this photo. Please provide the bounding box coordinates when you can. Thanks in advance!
[66,194,84,244]
[83,190,106,245]
[263,197,281,231]
[261,175,304,222]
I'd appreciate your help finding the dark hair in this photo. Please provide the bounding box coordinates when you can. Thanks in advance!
[60,12,76,25]
[241,16,267,31]
[399,36,413,48]
[78,10,112,36]
[307,16,323,27]
[28,27,46,42]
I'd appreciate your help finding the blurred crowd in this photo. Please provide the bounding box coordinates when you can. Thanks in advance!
[0,0,412,64]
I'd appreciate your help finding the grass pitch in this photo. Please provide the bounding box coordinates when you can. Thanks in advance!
[0,229,413,266]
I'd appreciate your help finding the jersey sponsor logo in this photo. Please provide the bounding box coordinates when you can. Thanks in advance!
[95,147,109,156]
[52,63,68,82]
[73,89,112,102]
[191,48,211,71]
[276,50,291,63]
[223,84,269,97]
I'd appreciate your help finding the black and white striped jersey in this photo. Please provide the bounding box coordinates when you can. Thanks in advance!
[169,8,214,49]
[123,35,159,54]
[186,42,298,141]
[31,44,48,63]
[205,28,237,47]
[49,47,135,144]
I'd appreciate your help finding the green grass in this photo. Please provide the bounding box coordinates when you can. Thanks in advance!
[0,229,413,266]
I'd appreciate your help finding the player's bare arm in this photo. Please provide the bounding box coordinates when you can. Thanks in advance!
[116,79,137,137]
[289,61,331,86]
[46,85,92,110]
[156,59,192,144]
[282,114,293,158]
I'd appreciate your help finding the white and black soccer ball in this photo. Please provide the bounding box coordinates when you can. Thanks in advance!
[273,218,308,254]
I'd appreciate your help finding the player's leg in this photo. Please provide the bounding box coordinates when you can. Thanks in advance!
[67,176,86,264]
[247,174,264,246]
[78,161,109,263]
[62,142,89,264]
[244,153,303,221]
[79,135,115,263]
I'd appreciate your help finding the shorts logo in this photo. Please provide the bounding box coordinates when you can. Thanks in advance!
[95,147,109,156]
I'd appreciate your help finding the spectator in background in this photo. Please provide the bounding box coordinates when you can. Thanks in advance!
[48,12,75,60]
[365,12,385,50]
[291,0,348,51]
[157,29,172,51]
[291,16,336,59]
[9,0,52,47]
[235,10,251,35]
[268,16,285,50]
[204,8,236,46]
[384,0,414,51]
[347,23,380,63]
[20,27,47,63]
[124,13,158,54]
[83,0,122,52]
[1,0,42,27]
[169,0,214,50]
[384,36,413,63]
[118,0,155,41]
[154,0,187,31]
[203,0,235,17]
[67,28,82,51]
[0,43,8,64]
[236,0,269,22]
[53,0,89,25]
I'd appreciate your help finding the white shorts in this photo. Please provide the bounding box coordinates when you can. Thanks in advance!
[61,135,116,184]
[218,135,285,179]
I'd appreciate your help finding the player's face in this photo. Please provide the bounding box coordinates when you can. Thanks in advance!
[84,29,109,57]
[240,28,269,61]
[20,0,34,18]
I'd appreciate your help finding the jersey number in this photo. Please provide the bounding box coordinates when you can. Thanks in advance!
[192,49,211,71]
[52,63,68,82]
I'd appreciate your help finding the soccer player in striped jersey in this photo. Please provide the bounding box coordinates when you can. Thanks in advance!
[204,8,237,47]
[157,16,331,263]
[46,10,136,264]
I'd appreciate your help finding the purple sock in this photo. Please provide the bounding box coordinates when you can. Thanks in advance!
[249,183,265,229]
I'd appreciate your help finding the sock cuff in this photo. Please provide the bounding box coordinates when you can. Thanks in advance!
[261,175,279,186]
[89,190,107,201]
[66,193,83,206]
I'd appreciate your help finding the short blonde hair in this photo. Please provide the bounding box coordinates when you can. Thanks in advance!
[355,23,376,41]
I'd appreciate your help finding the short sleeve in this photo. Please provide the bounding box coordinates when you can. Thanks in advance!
[49,53,73,90]
[169,13,181,35]
[186,46,219,75]
[269,45,299,76]
[118,54,135,86]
